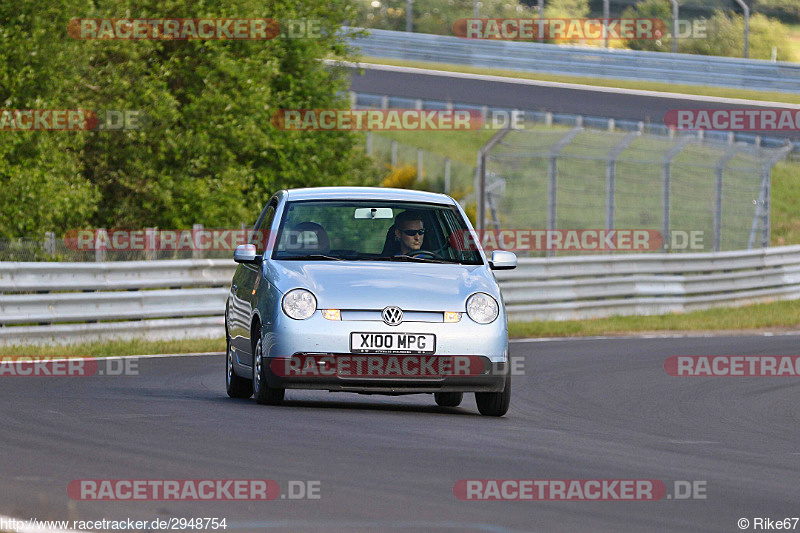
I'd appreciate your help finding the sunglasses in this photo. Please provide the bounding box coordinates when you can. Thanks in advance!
[400,228,425,236]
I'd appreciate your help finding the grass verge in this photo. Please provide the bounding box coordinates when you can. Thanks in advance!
[510,299,800,338]
[360,56,800,105]
[0,337,225,357]
[2,301,799,358]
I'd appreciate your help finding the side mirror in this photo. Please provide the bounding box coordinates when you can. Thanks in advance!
[234,244,261,264]
[489,250,517,270]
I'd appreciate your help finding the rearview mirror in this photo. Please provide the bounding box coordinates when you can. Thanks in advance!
[354,207,394,219]
[233,244,261,264]
[489,250,517,270]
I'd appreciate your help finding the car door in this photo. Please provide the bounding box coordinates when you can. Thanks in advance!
[236,200,277,367]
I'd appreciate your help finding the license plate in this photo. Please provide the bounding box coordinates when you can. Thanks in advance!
[350,332,436,354]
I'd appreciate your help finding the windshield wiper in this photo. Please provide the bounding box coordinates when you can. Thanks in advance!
[278,254,345,261]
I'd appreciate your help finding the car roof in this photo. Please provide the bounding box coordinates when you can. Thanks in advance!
[284,187,456,205]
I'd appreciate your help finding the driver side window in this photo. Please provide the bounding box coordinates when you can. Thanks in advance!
[250,203,276,255]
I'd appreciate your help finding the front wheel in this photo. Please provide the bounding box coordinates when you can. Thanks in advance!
[434,392,463,407]
[252,337,285,405]
[226,336,252,399]
[475,376,511,417]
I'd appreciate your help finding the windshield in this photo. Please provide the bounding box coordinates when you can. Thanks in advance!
[271,199,483,265]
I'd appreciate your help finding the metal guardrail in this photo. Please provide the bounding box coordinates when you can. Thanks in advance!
[495,244,800,321]
[350,28,800,94]
[3,248,800,344]
[0,260,236,345]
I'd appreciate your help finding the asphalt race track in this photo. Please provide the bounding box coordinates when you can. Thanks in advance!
[347,64,800,142]
[2,334,800,532]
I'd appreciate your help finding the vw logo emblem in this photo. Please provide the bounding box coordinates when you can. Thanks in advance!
[382,306,403,326]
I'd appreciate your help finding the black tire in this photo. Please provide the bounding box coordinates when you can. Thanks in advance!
[226,335,252,399]
[475,376,511,417]
[252,336,285,405]
[434,392,463,407]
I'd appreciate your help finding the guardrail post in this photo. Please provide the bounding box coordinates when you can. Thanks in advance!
[606,132,639,231]
[713,148,738,251]
[662,136,694,251]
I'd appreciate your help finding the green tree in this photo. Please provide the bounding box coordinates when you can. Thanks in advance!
[621,0,673,52]
[543,0,590,19]
[681,11,792,61]
[0,0,380,238]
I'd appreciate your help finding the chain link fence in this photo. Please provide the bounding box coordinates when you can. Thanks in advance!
[481,123,792,256]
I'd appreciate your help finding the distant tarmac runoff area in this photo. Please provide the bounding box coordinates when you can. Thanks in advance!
[343,61,800,142]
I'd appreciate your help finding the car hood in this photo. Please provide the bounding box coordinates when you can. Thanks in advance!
[266,260,500,311]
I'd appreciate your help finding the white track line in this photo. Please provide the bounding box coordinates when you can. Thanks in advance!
[331,59,800,109]
[510,330,800,343]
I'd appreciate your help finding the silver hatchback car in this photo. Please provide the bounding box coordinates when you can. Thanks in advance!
[225,187,517,416]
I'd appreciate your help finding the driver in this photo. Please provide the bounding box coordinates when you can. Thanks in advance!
[394,210,425,255]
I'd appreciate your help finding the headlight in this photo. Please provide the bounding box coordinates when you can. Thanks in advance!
[466,292,499,324]
[282,289,317,320]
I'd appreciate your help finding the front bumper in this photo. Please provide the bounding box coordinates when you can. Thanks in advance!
[265,355,508,394]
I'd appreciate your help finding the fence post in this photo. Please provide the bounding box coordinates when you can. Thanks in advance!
[547,127,583,256]
[713,148,738,252]
[44,232,55,257]
[476,127,514,232]
[444,157,451,194]
[416,148,423,181]
[391,140,398,167]
[669,0,679,53]
[95,228,107,262]
[605,132,639,231]
[145,227,156,260]
[192,223,203,259]
[366,131,373,155]
[758,143,794,248]
[662,137,694,251]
